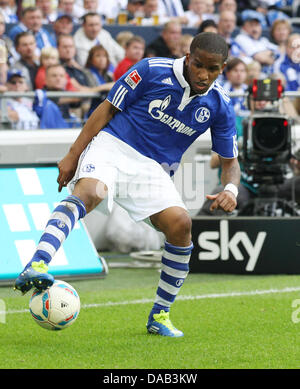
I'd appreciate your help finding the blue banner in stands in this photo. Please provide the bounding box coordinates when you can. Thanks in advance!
[0,166,106,283]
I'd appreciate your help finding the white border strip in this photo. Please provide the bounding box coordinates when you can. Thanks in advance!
[3,286,300,315]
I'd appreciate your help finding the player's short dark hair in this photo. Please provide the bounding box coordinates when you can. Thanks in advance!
[190,32,229,63]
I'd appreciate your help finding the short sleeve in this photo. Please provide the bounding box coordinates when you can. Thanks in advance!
[106,58,150,111]
[210,101,238,159]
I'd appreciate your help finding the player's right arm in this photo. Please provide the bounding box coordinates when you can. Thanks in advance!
[57,57,150,191]
[57,99,119,192]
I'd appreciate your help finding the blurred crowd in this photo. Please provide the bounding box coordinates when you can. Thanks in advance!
[0,0,299,129]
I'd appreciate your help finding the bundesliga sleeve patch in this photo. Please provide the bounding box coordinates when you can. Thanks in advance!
[124,70,142,90]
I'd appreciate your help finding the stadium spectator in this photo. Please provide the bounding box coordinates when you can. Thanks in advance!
[85,44,113,85]
[86,0,127,21]
[35,46,59,89]
[143,0,161,20]
[8,7,56,54]
[5,69,39,130]
[13,31,40,90]
[52,14,74,43]
[222,57,248,117]
[0,11,13,63]
[145,20,182,58]
[126,0,145,22]
[205,0,216,16]
[229,42,252,66]
[246,60,264,84]
[81,0,99,16]
[217,10,237,44]
[0,31,7,87]
[0,0,18,23]
[0,45,8,90]
[115,30,134,49]
[56,0,82,23]
[57,34,89,86]
[98,0,128,21]
[233,10,279,71]
[179,33,193,56]
[132,0,169,26]
[57,33,114,118]
[218,0,237,14]
[35,0,57,23]
[273,33,300,92]
[237,0,293,21]
[197,19,218,33]
[158,0,185,18]
[236,0,265,13]
[270,19,292,57]
[191,0,218,25]
[183,0,210,28]
[57,34,96,89]
[33,64,81,128]
[265,9,290,28]
[73,12,125,68]
[85,44,114,116]
[35,46,75,90]
[113,35,145,80]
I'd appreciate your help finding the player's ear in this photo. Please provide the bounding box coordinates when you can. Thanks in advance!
[185,52,190,65]
[221,61,227,73]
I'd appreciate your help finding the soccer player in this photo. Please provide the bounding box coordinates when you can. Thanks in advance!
[14,32,240,337]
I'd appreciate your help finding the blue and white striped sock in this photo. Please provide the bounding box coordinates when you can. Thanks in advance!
[24,195,86,270]
[149,241,193,319]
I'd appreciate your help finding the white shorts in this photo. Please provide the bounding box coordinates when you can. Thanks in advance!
[71,131,187,223]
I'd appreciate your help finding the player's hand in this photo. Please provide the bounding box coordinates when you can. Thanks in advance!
[206,190,237,213]
[57,152,79,192]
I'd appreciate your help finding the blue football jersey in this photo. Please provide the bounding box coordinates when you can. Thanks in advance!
[103,57,238,168]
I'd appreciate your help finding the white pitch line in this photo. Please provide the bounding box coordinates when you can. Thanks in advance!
[2,286,300,315]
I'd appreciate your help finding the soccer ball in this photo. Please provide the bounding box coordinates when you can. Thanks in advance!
[29,280,80,330]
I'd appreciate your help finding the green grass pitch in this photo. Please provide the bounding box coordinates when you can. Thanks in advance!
[1,255,300,369]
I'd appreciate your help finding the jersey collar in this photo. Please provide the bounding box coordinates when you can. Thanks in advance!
[173,56,215,97]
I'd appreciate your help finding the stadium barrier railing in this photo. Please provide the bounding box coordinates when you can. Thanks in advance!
[0,90,299,129]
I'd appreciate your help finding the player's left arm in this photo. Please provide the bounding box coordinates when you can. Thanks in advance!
[208,95,241,212]
[206,156,240,212]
